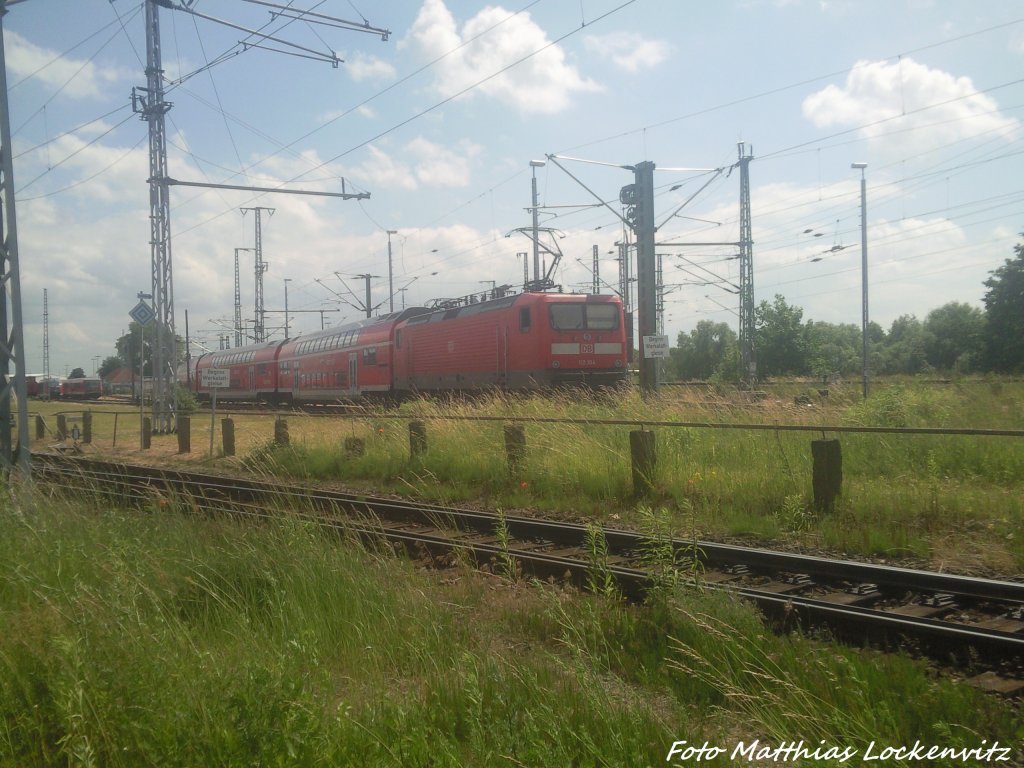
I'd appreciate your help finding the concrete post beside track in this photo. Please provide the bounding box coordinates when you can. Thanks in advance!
[409,420,427,458]
[630,429,656,497]
[811,438,842,512]
[504,423,526,474]
[222,418,235,457]
[177,416,190,453]
[274,417,289,446]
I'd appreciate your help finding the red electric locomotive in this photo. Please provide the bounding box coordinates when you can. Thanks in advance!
[392,292,627,393]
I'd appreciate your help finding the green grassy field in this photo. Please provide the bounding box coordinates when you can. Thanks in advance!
[1,490,1020,767]
[27,377,1024,574]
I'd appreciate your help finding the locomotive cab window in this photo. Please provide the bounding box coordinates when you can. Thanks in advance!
[519,307,531,332]
[584,303,619,329]
[549,303,619,331]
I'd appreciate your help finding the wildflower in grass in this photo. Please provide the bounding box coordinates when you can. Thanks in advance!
[520,481,529,490]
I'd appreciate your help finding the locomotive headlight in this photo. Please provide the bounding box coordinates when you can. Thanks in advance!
[615,359,623,368]
[552,360,561,368]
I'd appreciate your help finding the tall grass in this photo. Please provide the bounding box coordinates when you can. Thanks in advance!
[235,384,1024,572]
[2,488,1020,767]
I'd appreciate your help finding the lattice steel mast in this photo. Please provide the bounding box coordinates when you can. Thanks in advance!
[42,289,49,396]
[241,207,273,343]
[133,0,176,433]
[737,142,755,381]
[132,1,388,428]
[0,2,29,473]
[233,248,243,348]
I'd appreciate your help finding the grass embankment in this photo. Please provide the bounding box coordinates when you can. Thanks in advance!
[241,381,1024,573]
[29,378,1024,573]
[1,492,1020,766]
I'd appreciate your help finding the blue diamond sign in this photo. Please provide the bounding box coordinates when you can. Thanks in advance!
[129,300,155,326]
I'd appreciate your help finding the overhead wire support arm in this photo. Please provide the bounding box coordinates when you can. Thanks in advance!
[656,168,725,231]
[165,2,345,66]
[239,0,391,40]
[162,177,369,199]
[546,154,631,228]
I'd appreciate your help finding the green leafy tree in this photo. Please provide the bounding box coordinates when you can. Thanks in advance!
[982,237,1024,372]
[879,315,932,375]
[116,322,152,376]
[98,356,125,379]
[68,367,86,379]
[669,320,738,380]
[754,295,806,376]
[923,302,984,372]
[803,320,861,378]
[115,323,185,378]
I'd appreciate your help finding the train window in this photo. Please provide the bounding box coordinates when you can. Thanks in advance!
[395,330,402,349]
[549,304,585,330]
[363,347,377,365]
[549,303,620,330]
[519,307,531,332]
[585,304,619,329]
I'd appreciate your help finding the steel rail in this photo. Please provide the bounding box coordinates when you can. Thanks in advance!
[30,454,1024,673]
[31,454,1024,602]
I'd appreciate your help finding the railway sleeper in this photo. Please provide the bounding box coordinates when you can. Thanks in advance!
[816,590,881,607]
[964,672,1024,697]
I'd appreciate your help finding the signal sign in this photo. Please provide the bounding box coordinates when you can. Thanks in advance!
[129,301,155,326]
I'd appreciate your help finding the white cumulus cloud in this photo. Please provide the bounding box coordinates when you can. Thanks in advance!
[351,137,482,190]
[345,53,397,82]
[802,57,1020,151]
[406,0,600,114]
[583,32,671,73]
[6,31,126,99]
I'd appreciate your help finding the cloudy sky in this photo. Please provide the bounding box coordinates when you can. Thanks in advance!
[5,0,1022,374]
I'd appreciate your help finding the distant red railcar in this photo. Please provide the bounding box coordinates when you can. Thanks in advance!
[193,340,284,402]
[189,292,628,403]
[60,377,102,399]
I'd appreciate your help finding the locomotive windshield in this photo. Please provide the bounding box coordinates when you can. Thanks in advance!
[549,302,619,331]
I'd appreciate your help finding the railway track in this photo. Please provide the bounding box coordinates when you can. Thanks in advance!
[30,453,1024,695]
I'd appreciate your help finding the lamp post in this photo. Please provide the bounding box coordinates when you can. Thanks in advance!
[386,230,397,313]
[852,162,869,399]
[283,278,292,339]
[529,160,545,288]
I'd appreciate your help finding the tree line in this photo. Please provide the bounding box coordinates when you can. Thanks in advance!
[666,235,1024,381]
